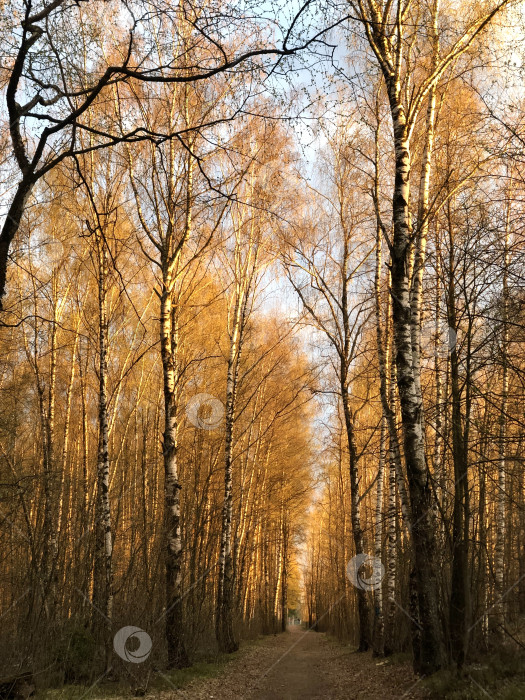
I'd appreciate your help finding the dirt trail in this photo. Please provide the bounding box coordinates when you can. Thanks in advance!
[248,626,340,699]
[156,627,426,699]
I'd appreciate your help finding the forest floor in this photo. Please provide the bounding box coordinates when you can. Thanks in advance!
[145,627,425,699]
[41,626,525,699]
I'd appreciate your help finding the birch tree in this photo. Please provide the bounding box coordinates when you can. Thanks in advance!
[346,0,512,673]
[215,119,285,652]
[72,152,128,668]
[285,131,375,650]
[0,0,345,308]
[127,89,195,668]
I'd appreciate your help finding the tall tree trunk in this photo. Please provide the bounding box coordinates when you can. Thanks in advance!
[372,105,408,530]
[446,201,471,668]
[93,235,113,669]
[447,321,469,667]
[341,224,371,651]
[385,422,398,656]
[57,319,80,561]
[161,287,189,668]
[410,0,439,411]
[24,269,57,619]
[373,417,386,655]
[372,165,391,655]
[273,502,284,619]
[46,278,59,611]
[519,468,525,615]
[478,457,489,649]
[0,177,34,309]
[281,516,288,633]
[495,188,510,634]
[341,378,370,651]
[433,237,444,541]
[78,337,90,529]
[388,86,445,674]
[216,288,244,653]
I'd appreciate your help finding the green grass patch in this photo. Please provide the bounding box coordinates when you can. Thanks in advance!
[38,641,254,698]
[157,654,235,690]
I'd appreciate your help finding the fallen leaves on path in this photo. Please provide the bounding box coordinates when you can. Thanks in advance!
[148,629,426,699]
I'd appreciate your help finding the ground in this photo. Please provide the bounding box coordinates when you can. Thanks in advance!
[41,627,525,699]
[149,627,425,700]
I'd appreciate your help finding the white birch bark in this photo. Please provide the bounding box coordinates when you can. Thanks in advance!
[93,232,113,668]
[217,270,248,652]
[373,416,386,655]
[372,173,387,654]
[349,0,508,672]
[216,314,241,642]
[386,423,398,655]
[410,0,439,408]
[160,283,189,667]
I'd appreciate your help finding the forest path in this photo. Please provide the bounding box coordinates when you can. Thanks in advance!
[157,627,426,699]
[248,625,342,699]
